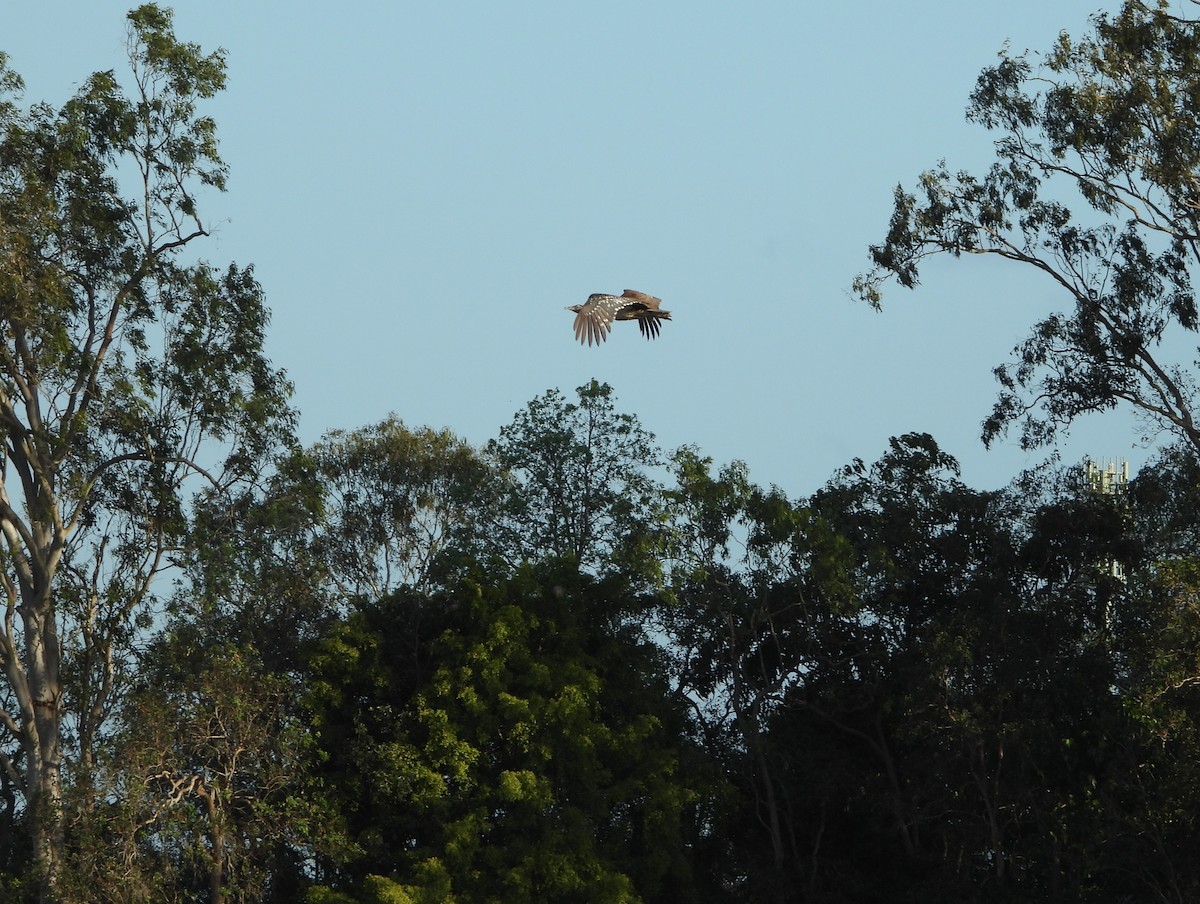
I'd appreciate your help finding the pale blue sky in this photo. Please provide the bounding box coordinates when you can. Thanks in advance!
[8,1,1148,495]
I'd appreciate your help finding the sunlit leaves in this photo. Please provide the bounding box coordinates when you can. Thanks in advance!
[484,380,662,577]
[306,564,700,903]
[0,6,292,894]
[311,417,499,596]
[856,1,1200,454]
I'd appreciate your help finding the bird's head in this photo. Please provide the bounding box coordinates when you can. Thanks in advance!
[565,305,583,313]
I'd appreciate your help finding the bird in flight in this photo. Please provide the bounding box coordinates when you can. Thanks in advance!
[565,289,672,346]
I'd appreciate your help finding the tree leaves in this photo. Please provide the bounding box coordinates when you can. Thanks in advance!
[857,1,1200,455]
[0,7,293,896]
[483,380,662,577]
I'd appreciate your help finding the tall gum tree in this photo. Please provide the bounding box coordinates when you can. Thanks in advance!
[0,6,291,897]
[661,447,856,902]
[310,416,502,598]
[484,380,662,577]
[854,1,1200,454]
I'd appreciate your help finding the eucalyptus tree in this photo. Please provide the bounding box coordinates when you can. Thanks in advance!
[854,1,1200,454]
[65,646,323,904]
[663,435,1154,899]
[310,416,501,598]
[660,447,855,902]
[0,6,291,895]
[484,380,662,576]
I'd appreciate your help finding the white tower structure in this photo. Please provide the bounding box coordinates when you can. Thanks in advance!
[1083,458,1130,583]
[1084,459,1130,497]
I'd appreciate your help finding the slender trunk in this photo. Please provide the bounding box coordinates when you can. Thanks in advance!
[737,720,793,904]
[971,739,1006,882]
[753,743,786,874]
[201,786,226,904]
[31,787,63,904]
[876,725,916,857]
[754,747,796,904]
[23,598,64,904]
[735,704,792,901]
[805,701,917,857]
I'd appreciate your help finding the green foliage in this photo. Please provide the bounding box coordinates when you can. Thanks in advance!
[855,1,1200,455]
[0,4,293,898]
[12,5,1200,903]
[305,887,364,904]
[484,380,662,576]
[175,449,330,680]
[65,642,336,904]
[306,869,455,904]
[657,430,1200,900]
[307,563,706,903]
[311,416,502,595]
[661,445,865,901]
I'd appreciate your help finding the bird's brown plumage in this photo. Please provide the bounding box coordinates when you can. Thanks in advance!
[566,289,672,346]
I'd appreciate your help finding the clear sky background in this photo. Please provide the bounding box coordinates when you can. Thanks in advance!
[6,1,1152,497]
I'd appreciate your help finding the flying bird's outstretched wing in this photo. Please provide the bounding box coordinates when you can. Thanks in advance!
[618,290,669,339]
[618,289,661,308]
[569,293,626,346]
[566,290,672,346]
